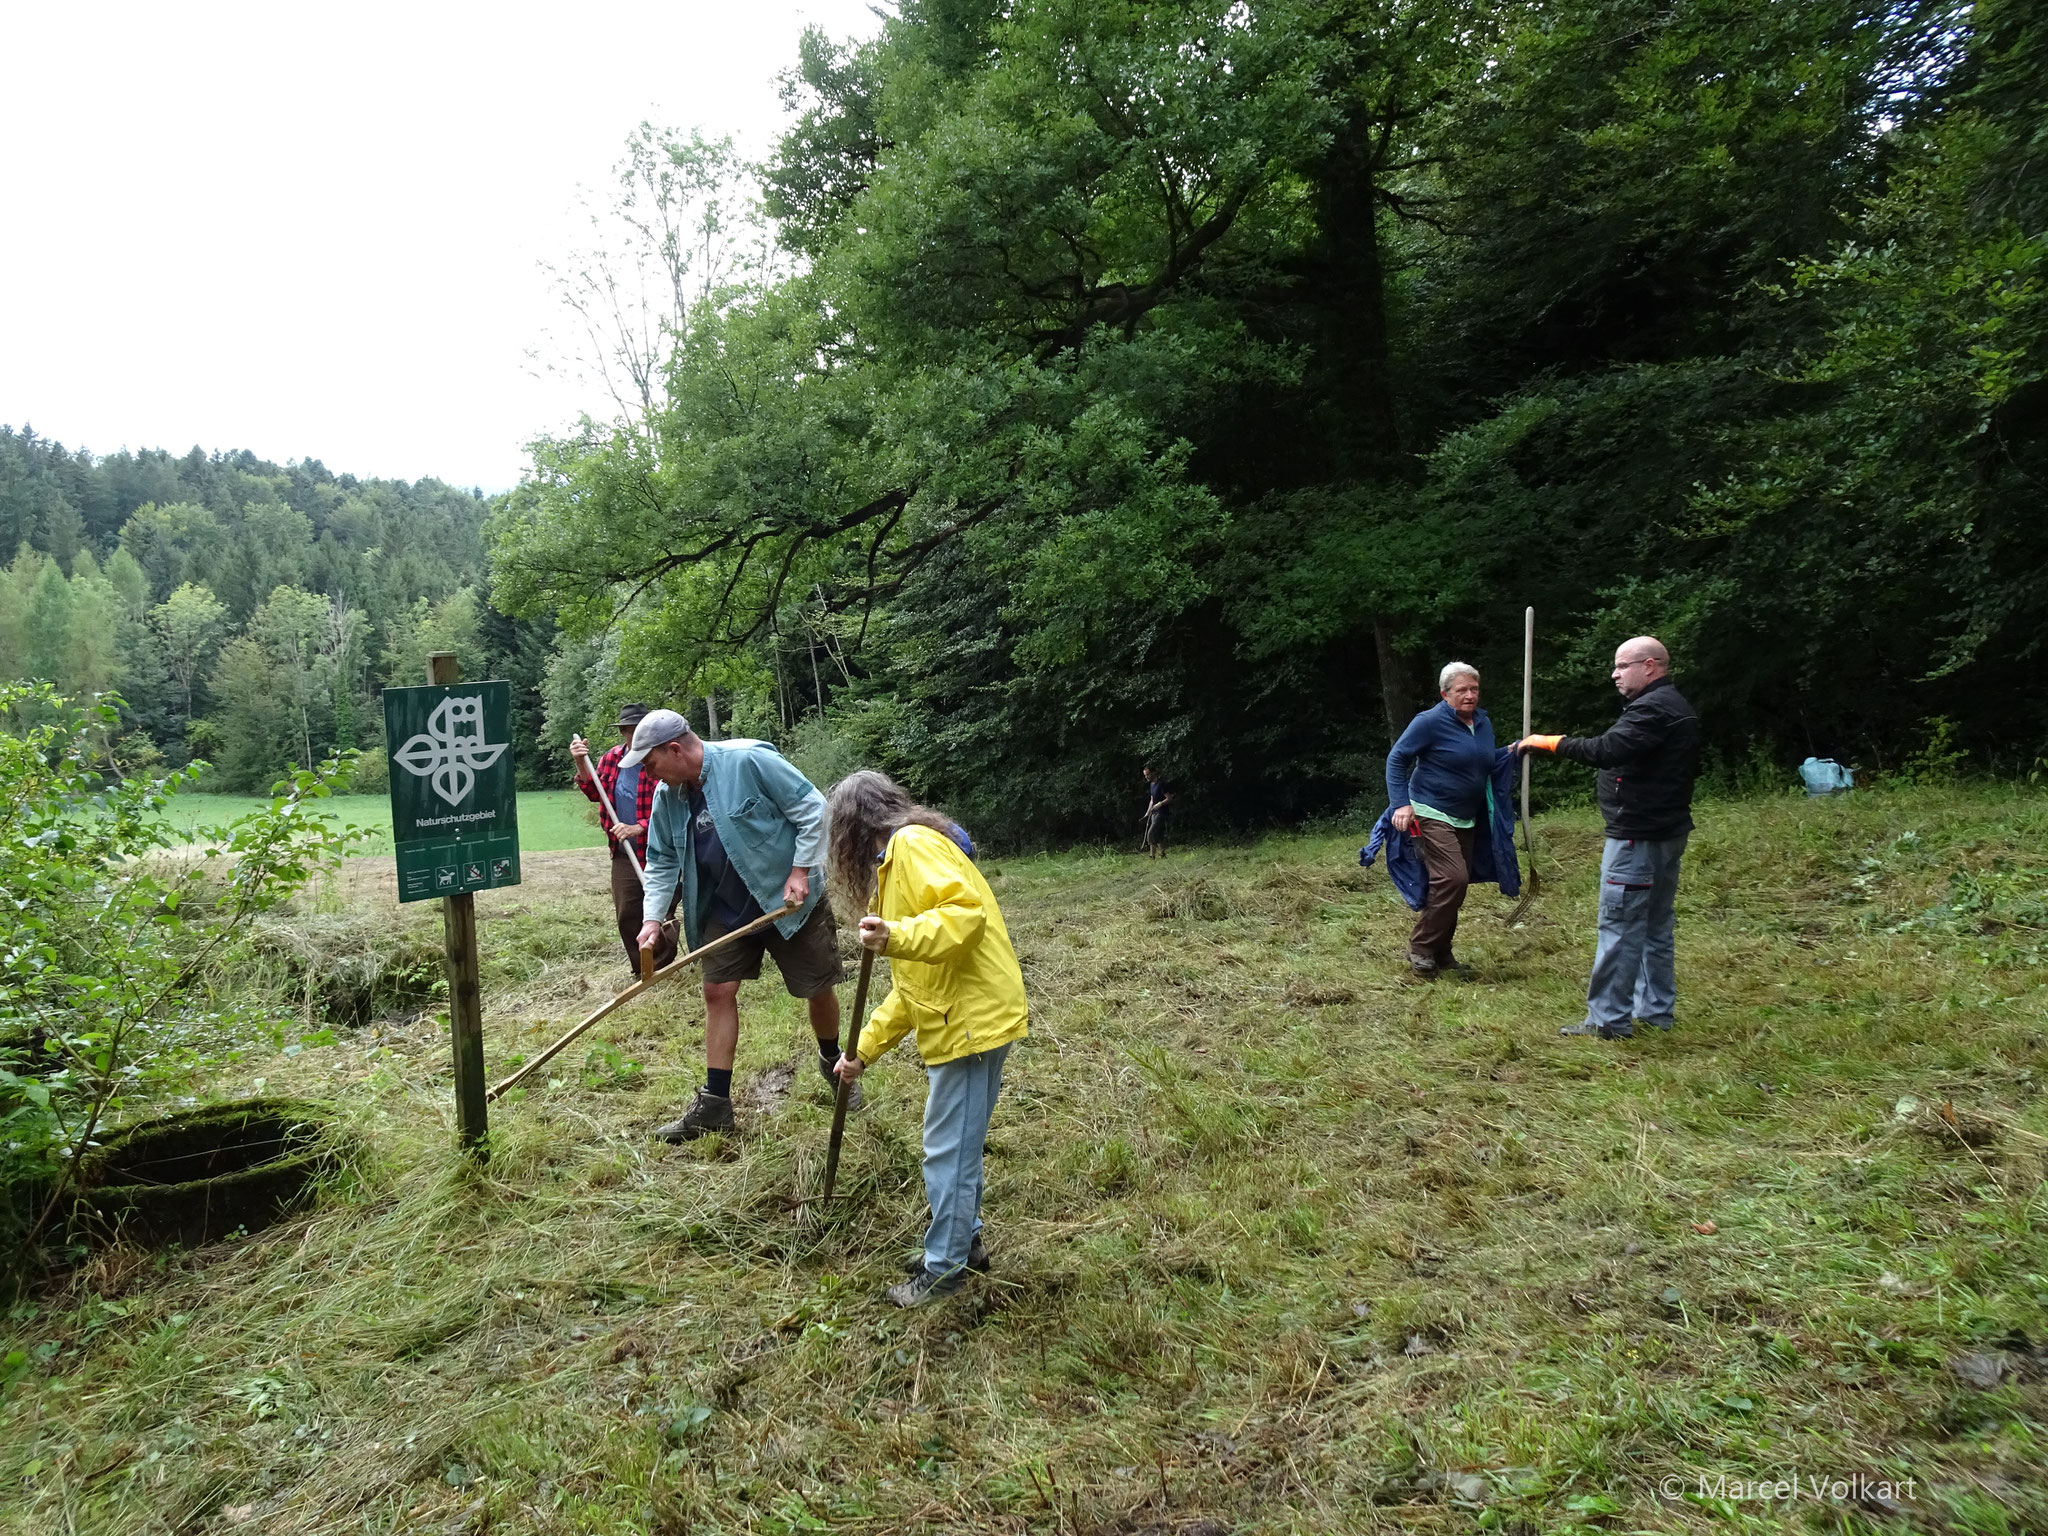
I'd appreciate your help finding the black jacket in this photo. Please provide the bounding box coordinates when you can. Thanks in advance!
[1555,676,1699,840]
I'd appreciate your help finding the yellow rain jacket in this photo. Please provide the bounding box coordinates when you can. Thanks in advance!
[855,824,1029,1067]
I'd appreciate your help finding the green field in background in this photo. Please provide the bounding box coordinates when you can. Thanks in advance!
[150,789,608,855]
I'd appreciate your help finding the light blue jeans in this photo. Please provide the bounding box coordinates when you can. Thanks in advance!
[921,1043,1010,1279]
[1583,834,1689,1032]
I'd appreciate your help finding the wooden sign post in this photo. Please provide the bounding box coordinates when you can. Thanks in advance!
[382,651,522,1160]
[432,652,488,1158]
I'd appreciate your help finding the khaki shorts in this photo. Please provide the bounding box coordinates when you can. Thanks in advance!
[699,901,844,998]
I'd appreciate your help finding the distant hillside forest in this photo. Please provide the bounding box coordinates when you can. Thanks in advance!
[0,427,552,791]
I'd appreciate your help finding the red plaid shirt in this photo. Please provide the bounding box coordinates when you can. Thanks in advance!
[578,743,658,863]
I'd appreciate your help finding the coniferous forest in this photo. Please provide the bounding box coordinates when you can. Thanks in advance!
[0,430,550,790]
[11,0,2046,841]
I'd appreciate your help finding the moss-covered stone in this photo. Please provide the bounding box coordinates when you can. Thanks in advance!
[78,1098,340,1248]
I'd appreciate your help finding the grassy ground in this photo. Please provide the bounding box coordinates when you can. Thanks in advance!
[5,786,2046,1534]
[149,790,609,856]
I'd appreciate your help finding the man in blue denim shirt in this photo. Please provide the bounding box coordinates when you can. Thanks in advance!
[622,709,850,1139]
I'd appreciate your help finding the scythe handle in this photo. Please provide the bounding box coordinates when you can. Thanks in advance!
[486,901,800,1102]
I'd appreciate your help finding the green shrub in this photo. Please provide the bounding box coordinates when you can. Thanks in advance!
[0,683,361,1274]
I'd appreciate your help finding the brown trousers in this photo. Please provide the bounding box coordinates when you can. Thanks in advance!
[611,850,679,977]
[1410,818,1474,964]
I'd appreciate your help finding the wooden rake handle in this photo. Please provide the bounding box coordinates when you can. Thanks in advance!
[577,734,648,887]
[820,943,877,1206]
[485,901,801,1102]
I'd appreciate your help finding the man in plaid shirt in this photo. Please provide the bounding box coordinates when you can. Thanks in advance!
[573,703,679,977]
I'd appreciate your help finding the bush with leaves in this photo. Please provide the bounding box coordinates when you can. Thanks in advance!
[0,683,362,1265]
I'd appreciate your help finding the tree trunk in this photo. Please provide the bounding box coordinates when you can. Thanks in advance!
[705,691,720,740]
[1315,114,1401,478]
[1372,616,1417,739]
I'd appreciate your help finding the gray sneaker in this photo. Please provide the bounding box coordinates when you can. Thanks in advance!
[905,1234,989,1277]
[820,1057,864,1114]
[886,1265,968,1308]
[654,1088,734,1142]
[1559,1021,1633,1040]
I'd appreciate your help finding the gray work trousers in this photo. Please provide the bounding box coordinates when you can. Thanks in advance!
[1582,833,1688,1032]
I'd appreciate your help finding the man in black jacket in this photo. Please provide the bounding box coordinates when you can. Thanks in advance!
[1515,636,1699,1039]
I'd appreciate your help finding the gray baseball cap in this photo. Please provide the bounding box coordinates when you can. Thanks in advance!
[619,707,694,767]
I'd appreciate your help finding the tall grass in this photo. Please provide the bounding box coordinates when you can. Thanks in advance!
[3,785,2044,1534]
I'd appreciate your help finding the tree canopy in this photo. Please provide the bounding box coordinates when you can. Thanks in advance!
[495,0,2043,842]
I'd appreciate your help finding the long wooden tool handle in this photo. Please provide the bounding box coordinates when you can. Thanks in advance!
[821,944,876,1206]
[1519,606,1541,887]
[486,901,800,1101]
[579,735,648,887]
[1521,606,1534,829]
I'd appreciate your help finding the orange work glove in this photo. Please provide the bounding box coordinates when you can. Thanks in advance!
[1520,734,1564,753]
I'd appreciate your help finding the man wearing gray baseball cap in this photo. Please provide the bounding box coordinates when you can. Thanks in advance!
[624,709,852,1139]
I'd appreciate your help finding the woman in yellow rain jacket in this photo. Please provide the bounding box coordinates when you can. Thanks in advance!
[826,770,1028,1307]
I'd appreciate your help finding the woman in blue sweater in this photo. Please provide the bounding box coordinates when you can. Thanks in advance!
[1385,662,1497,977]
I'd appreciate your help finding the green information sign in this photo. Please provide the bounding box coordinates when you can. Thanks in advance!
[383,681,521,904]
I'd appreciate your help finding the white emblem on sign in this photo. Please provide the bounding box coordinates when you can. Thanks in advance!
[393,694,508,807]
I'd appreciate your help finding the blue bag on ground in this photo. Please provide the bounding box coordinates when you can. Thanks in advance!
[1799,758,1853,796]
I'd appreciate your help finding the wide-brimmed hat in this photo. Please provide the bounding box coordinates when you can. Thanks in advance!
[620,708,694,767]
[614,703,651,731]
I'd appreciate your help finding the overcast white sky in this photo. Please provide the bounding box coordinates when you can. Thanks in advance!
[0,0,885,491]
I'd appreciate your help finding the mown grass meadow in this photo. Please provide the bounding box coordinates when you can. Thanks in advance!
[4,786,2044,1534]
[149,790,610,857]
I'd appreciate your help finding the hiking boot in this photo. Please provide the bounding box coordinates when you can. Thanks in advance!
[654,1088,734,1142]
[1407,953,1438,979]
[1437,956,1475,978]
[820,1057,864,1114]
[1559,1021,1633,1040]
[905,1234,989,1277]
[1638,1017,1674,1032]
[886,1265,968,1309]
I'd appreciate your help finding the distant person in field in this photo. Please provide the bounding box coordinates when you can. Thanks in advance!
[571,703,678,979]
[1515,636,1700,1039]
[827,771,1028,1308]
[1140,765,1175,857]
[1381,662,1519,978]
[627,709,849,1140]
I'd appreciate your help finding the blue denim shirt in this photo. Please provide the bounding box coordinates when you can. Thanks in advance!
[642,740,828,950]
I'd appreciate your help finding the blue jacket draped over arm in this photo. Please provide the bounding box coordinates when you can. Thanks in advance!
[1361,749,1522,910]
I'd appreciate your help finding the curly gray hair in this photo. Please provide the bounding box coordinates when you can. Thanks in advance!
[1438,661,1480,691]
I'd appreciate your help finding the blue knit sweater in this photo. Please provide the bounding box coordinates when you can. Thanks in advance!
[1385,701,1497,822]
